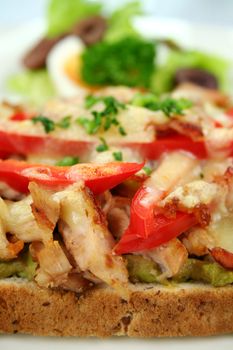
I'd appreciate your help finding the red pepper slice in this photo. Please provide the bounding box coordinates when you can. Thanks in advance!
[0,131,93,157]
[122,135,207,159]
[226,108,233,118]
[114,212,197,254]
[0,130,207,159]
[128,185,162,238]
[114,151,199,254]
[210,247,233,270]
[10,112,32,121]
[0,159,143,194]
[0,150,11,159]
[126,151,198,239]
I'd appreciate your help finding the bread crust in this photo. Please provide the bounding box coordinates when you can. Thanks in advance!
[0,278,233,337]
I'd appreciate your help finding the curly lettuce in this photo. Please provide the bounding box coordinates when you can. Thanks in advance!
[105,1,142,43]
[47,0,102,38]
[8,70,55,106]
[151,49,230,94]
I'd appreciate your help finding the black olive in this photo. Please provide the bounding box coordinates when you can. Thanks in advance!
[174,68,218,89]
[72,16,107,46]
[23,34,67,69]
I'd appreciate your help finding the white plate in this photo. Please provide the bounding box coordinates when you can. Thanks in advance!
[0,17,233,350]
[1,334,233,350]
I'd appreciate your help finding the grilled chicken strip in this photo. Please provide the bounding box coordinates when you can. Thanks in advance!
[31,240,90,292]
[0,198,24,260]
[143,238,188,278]
[29,182,60,243]
[6,196,46,242]
[28,184,91,292]
[56,182,129,296]
[182,227,216,256]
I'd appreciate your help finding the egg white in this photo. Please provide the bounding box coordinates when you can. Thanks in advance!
[47,36,87,98]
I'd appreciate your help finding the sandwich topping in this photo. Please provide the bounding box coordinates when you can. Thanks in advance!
[1,85,233,295]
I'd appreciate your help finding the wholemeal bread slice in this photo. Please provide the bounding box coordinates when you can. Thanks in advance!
[0,278,233,337]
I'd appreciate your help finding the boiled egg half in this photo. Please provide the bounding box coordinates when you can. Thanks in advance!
[47,36,90,98]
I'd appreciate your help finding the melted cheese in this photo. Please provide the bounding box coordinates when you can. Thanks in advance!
[160,180,218,209]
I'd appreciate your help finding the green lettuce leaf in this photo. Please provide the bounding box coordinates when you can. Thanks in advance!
[151,49,230,94]
[8,70,55,106]
[47,0,102,38]
[105,1,143,43]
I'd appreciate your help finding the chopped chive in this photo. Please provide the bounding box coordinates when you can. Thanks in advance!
[104,115,119,130]
[32,115,55,133]
[56,156,79,166]
[118,126,127,136]
[57,116,72,129]
[113,151,123,161]
[143,166,152,176]
[131,93,193,117]
[76,113,102,135]
[96,137,109,152]
[85,95,100,109]
[79,95,127,136]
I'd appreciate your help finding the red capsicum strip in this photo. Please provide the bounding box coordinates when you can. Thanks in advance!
[227,108,233,118]
[126,151,198,239]
[0,130,93,157]
[122,135,207,159]
[114,151,200,253]
[114,212,197,254]
[0,159,143,194]
[10,112,32,121]
[0,130,207,159]
[210,247,233,270]
[128,185,163,238]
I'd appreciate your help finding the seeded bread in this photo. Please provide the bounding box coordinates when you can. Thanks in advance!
[0,278,233,337]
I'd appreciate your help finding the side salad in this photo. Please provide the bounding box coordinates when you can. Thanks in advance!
[7,0,231,106]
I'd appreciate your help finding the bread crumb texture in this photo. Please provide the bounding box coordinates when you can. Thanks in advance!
[0,279,233,337]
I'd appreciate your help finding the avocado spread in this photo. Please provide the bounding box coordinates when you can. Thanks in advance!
[1,251,233,287]
[174,258,233,287]
[0,251,37,281]
[126,254,161,283]
[126,255,233,287]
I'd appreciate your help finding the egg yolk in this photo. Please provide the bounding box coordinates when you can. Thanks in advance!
[64,54,100,92]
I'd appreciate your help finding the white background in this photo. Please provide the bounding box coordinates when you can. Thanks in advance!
[1,0,233,29]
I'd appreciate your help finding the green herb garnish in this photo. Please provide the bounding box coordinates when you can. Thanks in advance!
[57,115,72,129]
[113,151,123,161]
[104,114,119,130]
[159,98,193,117]
[77,95,127,135]
[56,156,79,166]
[85,95,126,113]
[32,115,55,133]
[143,166,152,176]
[118,126,127,136]
[32,115,73,133]
[102,96,126,113]
[85,95,100,109]
[96,137,109,152]
[132,93,193,117]
[77,112,102,135]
